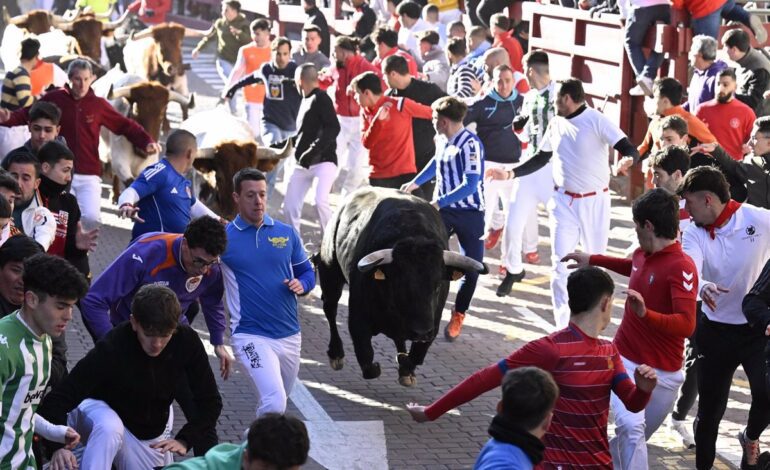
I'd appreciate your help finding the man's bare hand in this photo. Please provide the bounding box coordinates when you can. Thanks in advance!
[634,364,658,393]
[119,204,145,223]
[75,222,99,252]
[284,278,305,295]
[624,288,647,318]
[50,449,78,470]
[64,427,80,449]
[485,167,509,181]
[214,344,234,380]
[400,182,418,194]
[150,438,188,455]
[561,252,590,269]
[613,156,634,176]
[702,283,729,311]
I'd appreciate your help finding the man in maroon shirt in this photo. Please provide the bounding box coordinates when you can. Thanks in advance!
[0,60,159,230]
[406,266,657,469]
[562,188,697,470]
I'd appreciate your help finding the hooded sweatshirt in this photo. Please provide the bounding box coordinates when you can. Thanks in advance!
[464,88,524,163]
[38,174,89,277]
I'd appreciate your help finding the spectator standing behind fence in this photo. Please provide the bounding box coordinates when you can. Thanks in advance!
[417,30,450,91]
[192,1,251,115]
[446,38,479,98]
[722,28,770,117]
[674,0,767,44]
[684,35,729,112]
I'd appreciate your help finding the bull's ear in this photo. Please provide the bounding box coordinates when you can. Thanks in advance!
[374,269,386,280]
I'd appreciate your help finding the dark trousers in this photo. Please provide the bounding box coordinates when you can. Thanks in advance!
[440,208,485,313]
[695,315,770,470]
[370,173,416,190]
[624,4,671,79]
[476,0,510,28]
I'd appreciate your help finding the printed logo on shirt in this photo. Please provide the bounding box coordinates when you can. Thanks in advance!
[132,254,143,263]
[0,335,7,347]
[242,343,262,369]
[185,275,202,293]
[171,187,178,194]
[268,75,284,101]
[730,118,740,129]
[683,271,694,291]
[743,224,762,242]
[268,236,289,248]
[747,225,756,236]
[85,114,95,124]
[24,387,46,405]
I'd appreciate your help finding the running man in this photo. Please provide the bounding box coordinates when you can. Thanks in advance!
[401,96,485,342]
[221,168,315,417]
[406,266,657,468]
[562,188,697,469]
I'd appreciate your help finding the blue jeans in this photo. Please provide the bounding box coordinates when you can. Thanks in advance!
[624,5,671,79]
[691,0,751,39]
[261,122,296,199]
[216,58,238,114]
[440,208,485,314]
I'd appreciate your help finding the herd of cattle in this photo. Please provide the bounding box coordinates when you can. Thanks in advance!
[0,9,491,386]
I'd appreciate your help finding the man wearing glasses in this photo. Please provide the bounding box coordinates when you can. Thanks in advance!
[78,215,232,455]
[117,129,222,241]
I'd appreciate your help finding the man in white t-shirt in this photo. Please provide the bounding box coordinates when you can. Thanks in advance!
[487,78,639,329]
[678,166,770,470]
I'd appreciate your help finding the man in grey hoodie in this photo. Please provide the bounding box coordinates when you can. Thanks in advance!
[417,30,450,92]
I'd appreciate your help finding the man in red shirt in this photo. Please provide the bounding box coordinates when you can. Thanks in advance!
[0,60,158,230]
[351,71,432,188]
[562,188,697,469]
[696,67,756,161]
[318,36,382,196]
[490,13,523,73]
[371,27,419,78]
[406,266,657,469]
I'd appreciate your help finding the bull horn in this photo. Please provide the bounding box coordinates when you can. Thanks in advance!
[169,90,195,109]
[184,27,209,38]
[443,251,488,274]
[196,148,216,159]
[357,249,393,273]
[130,27,154,41]
[4,7,28,26]
[57,21,74,32]
[108,84,131,100]
[103,8,130,30]
[256,139,292,160]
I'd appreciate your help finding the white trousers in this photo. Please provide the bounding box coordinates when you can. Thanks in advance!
[67,399,174,470]
[484,161,514,232]
[610,356,685,470]
[232,332,302,417]
[283,161,337,234]
[246,103,264,145]
[502,163,553,275]
[0,126,30,161]
[336,115,369,196]
[549,188,610,329]
[70,174,103,230]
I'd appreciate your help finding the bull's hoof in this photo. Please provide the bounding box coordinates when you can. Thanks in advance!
[398,374,417,387]
[329,357,344,371]
[362,362,381,380]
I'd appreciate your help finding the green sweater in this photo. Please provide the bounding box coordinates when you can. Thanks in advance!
[164,442,245,469]
[195,14,251,64]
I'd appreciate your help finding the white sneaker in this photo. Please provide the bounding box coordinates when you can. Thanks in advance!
[670,417,696,449]
[629,84,647,96]
[750,14,768,45]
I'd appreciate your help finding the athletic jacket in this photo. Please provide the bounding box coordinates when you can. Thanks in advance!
[706,146,770,208]
[38,322,222,449]
[13,189,56,250]
[1,86,154,176]
[80,233,226,345]
[294,87,340,168]
[464,89,524,164]
[684,59,728,112]
[735,48,770,116]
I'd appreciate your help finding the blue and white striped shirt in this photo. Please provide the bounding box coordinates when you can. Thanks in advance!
[431,128,485,211]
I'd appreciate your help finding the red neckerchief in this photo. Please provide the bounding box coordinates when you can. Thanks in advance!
[705,199,741,239]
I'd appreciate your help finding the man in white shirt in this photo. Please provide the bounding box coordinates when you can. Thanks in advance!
[397,1,434,66]
[487,78,639,328]
[678,166,770,470]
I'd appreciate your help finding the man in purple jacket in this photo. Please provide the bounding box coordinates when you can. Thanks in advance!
[78,216,231,455]
[684,35,729,112]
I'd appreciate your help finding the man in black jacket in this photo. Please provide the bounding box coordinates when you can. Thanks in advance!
[383,54,447,200]
[38,141,97,278]
[303,0,330,58]
[283,63,340,234]
[723,28,770,116]
[38,284,223,469]
[692,116,770,209]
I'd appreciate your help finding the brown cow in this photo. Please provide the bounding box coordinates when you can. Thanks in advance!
[3,8,59,34]
[125,23,206,96]
[193,142,292,218]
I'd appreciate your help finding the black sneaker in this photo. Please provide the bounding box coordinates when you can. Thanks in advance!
[496,270,526,297]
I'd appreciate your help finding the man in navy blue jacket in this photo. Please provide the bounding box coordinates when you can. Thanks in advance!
[464,64,524,253]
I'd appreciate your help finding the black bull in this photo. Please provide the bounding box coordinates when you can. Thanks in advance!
[315,188,487,386]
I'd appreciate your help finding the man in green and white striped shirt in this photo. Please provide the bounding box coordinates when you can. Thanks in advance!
[0,252,88,469]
